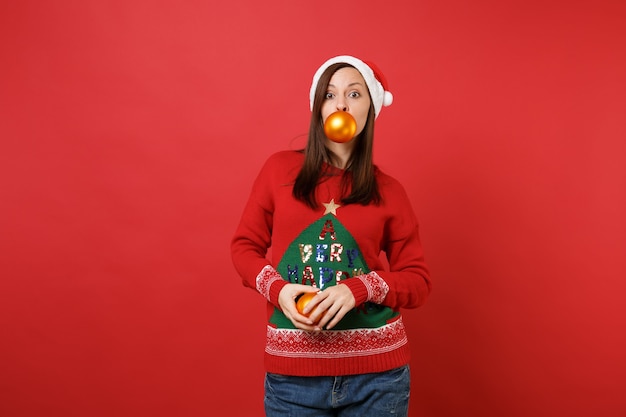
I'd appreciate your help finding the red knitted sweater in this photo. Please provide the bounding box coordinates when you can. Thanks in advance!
[231,150,431,377]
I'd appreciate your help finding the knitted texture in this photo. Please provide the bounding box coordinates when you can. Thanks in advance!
[232,150,431,376]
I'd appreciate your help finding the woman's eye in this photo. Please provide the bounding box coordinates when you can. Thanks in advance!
[325,92,335,99]
[348,91,360,98]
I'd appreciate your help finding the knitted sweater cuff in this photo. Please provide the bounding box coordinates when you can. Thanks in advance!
[269,279,289,307]
[341,271,390,305]
[256,265,287,305]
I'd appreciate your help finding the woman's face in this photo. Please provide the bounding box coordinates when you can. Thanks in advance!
[321,67,371,139]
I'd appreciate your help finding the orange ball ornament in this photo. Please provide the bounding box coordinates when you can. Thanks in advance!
[324,111,357,143]
[296,292,325,323]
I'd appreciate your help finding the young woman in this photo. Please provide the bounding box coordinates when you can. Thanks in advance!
[231,55,431,417]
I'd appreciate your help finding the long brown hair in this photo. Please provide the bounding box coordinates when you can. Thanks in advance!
[293,63,381,209]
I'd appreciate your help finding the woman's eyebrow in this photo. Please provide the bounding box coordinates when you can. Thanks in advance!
[328,82,365,88]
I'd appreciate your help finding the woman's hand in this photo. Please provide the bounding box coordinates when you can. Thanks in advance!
[307,284,356,330]
[277,284,320,331]
[278,283,356,331]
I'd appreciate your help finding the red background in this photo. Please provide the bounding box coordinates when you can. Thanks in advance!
[1,1,625,416]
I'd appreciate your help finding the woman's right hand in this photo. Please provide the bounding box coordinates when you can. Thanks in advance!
[277,284,322,331]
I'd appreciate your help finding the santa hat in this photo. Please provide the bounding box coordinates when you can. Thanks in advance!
[309,55,393,119]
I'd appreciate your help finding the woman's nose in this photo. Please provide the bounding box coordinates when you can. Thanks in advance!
[337,95,348,111]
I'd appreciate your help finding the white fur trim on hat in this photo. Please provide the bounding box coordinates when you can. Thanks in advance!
[309,55,393,119]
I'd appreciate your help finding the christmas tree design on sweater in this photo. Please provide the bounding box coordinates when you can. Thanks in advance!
[271,202,399,330]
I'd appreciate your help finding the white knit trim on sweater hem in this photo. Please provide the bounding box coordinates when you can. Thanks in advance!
[265,317,407,359]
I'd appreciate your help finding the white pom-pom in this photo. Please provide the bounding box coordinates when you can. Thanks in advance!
[383,91,393,106]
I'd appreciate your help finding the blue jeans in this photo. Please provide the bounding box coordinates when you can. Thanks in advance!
[264,366,410,417]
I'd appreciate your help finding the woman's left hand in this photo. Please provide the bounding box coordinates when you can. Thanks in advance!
[305,284,356,330]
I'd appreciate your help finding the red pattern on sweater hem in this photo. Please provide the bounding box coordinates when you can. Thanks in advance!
[265,317,407,359]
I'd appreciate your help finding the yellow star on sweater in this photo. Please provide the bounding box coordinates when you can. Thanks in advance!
[323,199,341,216]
